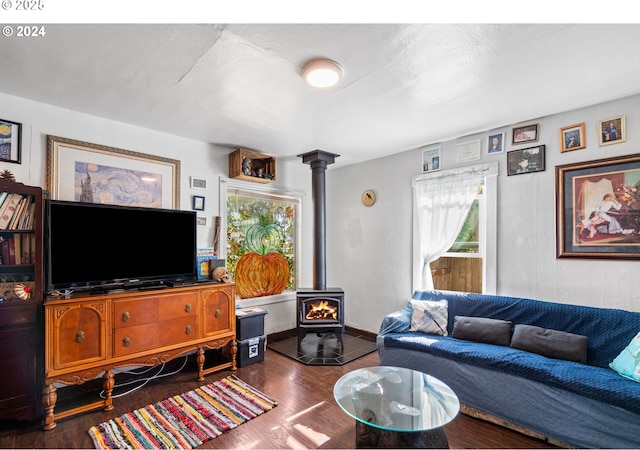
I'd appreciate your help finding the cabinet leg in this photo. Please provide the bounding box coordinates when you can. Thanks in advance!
[196,347,205,382]
[231,339,238,371]
[42,383,57,430]
[103,370,114,412]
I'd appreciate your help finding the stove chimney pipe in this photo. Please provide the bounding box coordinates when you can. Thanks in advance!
[298,150,339,291]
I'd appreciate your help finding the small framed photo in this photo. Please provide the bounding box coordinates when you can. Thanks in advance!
[559,123,586,152]
[196,216,207,227]
[0,118,22,164]
[598,115,626,146]
[456,139,481,163]
[487,132,505,155]
[190,176,207,189]
[512,124,539,145]
[192,195,205,211]
[507,145,546,176]
[421,146,441,172]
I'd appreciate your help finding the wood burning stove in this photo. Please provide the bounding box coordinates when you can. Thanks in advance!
[297,150,345,350]
[297,288,344,348]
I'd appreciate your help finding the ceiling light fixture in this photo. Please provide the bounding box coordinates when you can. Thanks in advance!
[301,59,343,88]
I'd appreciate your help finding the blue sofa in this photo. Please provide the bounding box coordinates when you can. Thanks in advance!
[377,290,640,449]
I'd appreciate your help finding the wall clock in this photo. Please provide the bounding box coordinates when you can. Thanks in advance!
[361,189,376,207]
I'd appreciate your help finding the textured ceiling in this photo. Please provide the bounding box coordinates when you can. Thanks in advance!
[2,23,640,167]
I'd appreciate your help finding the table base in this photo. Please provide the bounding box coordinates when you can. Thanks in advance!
[355,421,449,449]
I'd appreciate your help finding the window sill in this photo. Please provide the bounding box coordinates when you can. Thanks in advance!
[236,290,296,308]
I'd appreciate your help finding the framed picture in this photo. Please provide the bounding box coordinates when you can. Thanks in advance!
[559,123,586,152]
[456,139,481,163]
[196,216,207,227]
[192,195,205,211]
[598,115,626,146]
[487,132,505,155]
[507,145,545,176]
[421,146,441,172]
[512,124,539,145]
[46,135,180,208]
[0,118,22,164]
[190,176,207,189]
[556,153,640,259]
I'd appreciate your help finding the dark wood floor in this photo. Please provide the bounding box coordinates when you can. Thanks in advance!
[1,348,557,449]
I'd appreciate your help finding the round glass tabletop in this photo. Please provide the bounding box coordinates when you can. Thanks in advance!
[333,366,459,432]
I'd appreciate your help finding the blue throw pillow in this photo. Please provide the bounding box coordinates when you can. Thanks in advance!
[610,332,640,382]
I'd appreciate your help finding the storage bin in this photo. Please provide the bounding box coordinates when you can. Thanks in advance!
[237,335,266,367]
[236,307,267,341]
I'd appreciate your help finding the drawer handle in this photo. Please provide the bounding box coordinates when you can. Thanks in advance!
[76,331,85,343]
[215,309,221,318]
[185,325,192,335]
[123,336,131,347]
[122,311,130,322]
[185,303,191,313]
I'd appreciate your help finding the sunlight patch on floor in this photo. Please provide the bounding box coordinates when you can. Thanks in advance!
[284,401,325,422]
[292,423,330,446]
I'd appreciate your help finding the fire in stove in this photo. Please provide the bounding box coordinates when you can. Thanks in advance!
[305,300,338,321]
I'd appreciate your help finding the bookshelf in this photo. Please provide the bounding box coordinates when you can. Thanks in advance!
[0,180,43,422]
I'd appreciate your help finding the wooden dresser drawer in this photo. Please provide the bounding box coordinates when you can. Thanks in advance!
[113,292,198,328]
[113,317,200,357]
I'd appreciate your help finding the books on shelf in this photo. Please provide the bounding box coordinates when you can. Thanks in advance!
[0,233,35,265]
[0,192,36,231]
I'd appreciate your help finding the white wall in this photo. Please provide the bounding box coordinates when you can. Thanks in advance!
[0,92,314,335]
[327,94,640,334]
[4,91,639,337]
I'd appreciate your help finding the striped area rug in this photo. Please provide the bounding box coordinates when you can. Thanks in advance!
[88,375,277,449]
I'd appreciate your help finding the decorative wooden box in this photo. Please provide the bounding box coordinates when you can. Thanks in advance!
[229,148,276,183]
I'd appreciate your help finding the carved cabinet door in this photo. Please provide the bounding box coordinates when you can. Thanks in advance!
[201,285,235,336]
[46,300,108,371]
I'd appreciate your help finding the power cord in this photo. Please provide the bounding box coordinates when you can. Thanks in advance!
[99,356,189,399]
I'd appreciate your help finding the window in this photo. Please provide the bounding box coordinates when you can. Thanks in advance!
[220,179,303,299]
[413,163,497,294]
[445,186,483,256]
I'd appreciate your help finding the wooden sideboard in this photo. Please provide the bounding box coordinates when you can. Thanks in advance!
[42,283,236,430]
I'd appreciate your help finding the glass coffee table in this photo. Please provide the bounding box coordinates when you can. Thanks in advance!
[334,366,459,448]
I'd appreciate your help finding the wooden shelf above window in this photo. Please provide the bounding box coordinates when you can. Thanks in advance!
[229,149,276,184]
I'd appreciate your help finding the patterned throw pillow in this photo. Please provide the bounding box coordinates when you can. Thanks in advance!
[610,332,640,382]
[409,299,448,336]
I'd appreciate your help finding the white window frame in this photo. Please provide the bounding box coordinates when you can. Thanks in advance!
[412,162,498,294]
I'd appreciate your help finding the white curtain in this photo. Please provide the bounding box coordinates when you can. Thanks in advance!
[414,171,484,290]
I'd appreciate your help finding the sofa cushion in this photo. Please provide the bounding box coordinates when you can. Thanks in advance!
[511,324,588,364]
[409,299,448,336]
[452,315,512,346]
[410,290,640,369]
[610,332,640,382]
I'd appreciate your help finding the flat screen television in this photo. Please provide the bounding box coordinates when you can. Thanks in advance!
[46,200,197,293]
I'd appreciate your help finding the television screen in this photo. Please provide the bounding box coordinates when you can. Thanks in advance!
[46,200,196,292]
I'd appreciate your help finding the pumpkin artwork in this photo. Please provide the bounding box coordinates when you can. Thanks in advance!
[235,223,290,298]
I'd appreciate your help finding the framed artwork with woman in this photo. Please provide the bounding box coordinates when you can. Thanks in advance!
[556,153,640,259]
